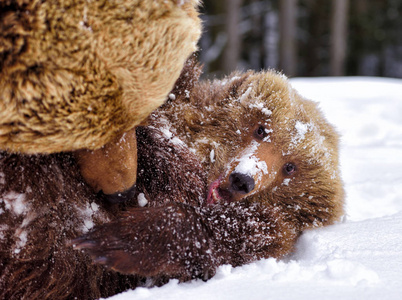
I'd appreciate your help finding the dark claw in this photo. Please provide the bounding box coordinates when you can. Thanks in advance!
[93,256,108,265]
[69,238,97,250]
[98,184,137,204]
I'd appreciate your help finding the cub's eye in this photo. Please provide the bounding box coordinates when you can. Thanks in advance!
[254,125,267,140]
[283,163,297,176]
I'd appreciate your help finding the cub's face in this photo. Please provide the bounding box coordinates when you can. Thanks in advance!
[204,71,344,227]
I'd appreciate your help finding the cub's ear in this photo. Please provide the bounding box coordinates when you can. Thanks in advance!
[71,203,217,281]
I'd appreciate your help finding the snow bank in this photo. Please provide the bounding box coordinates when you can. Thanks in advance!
[106,76,402,300]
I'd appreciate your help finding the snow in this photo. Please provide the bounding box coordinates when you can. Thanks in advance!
[249,102,273,117]
[138,193,148,207]
[105,76,402,300]
[233,140,268,180]
[1,192,28,216]
[294,121,310,142]
[210,149,215,163]
[76,201,102,233]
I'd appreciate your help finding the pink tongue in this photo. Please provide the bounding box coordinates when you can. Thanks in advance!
[207,179,221,205]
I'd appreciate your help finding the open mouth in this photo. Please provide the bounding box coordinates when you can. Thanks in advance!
[206,178,232,205]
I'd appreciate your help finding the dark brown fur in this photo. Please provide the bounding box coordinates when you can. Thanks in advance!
[0,152,142,299]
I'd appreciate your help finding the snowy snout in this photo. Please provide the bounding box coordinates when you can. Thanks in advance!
[207,141,279,205]
[207,172,256,205]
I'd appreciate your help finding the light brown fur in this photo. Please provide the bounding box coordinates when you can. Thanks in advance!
[151,65,344,231]
[0,0,201,154]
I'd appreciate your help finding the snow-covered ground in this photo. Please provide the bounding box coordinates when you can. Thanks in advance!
[106,77,402,300]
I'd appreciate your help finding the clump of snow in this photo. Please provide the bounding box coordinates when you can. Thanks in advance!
[210,149,215,163]
[295,121,309,140]
[262,128,273,142]
[169,93,176,100]
[138,193,148,207]
[1,192,28,215]
[91,202,99,212]
[185,90,190,98]
[154,123,186,147]
[238,85,253,104]
[248,102,273,117]
[76,201,102,233]
[14,230,28,253]
[170,137,185,146]
[291,121,314,145]
[160,127,173,139]
[0,191,37,254]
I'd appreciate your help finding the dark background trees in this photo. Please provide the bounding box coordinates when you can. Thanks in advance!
[198,0,402,78]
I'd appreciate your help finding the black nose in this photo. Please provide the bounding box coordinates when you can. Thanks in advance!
[229,172,255,194]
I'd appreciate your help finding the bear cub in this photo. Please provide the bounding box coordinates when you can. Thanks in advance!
[74,60,345,282]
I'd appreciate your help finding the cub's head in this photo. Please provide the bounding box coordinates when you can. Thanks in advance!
[187,71,344,230]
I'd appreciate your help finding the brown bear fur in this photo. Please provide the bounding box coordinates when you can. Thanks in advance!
[0,152,138,299]
[0,0,201,154]
[74,60,345,282]
[0,127,208,299]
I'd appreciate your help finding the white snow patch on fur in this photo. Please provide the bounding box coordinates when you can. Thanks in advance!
[138,193,148,207]
[76,202,103,233]
[210,149,215,163]
[233,141,268,180]
[160,127,173,139]
[239,85,253,104]
[170,137,185,146]
[249,102,273,117]
[291,121,314,145]
[14,230,28,253]
[1,192,28,215]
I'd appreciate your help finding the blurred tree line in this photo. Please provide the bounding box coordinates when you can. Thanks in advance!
[197,0,402,78]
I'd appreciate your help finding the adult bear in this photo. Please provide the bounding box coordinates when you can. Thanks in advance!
[0,0,201,201]
[0,1,202,299]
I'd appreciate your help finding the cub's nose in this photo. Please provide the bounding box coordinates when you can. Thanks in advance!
[229,172,255,194]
